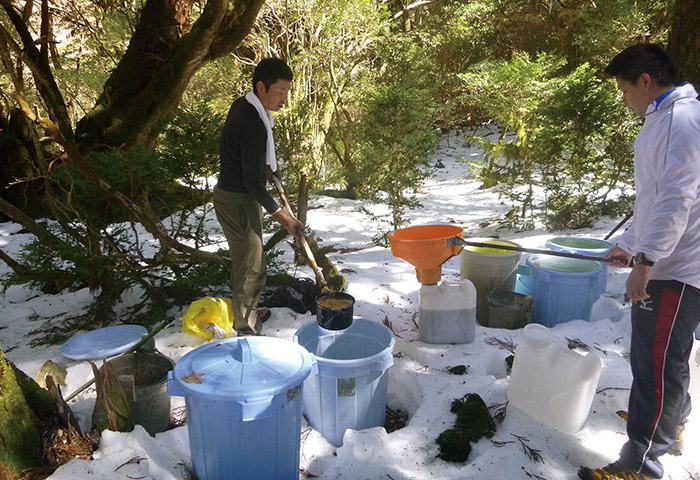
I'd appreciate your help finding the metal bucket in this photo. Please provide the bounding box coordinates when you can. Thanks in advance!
[316,292,355,330]
[106,352,174,436]
[487,290,533,329]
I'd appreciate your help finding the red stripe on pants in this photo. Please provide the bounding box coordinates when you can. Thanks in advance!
[652,288,682,424]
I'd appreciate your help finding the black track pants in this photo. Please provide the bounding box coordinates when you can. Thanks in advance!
[620,280,700,479]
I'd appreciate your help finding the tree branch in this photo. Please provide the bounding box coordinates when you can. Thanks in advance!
[40,116,228,268]
[0,0,74,142]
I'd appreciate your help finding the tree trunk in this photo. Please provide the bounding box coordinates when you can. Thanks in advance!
[668,0,700,88]
[0,349,95,479]
[2,0,266,154]
[74,0,266,151]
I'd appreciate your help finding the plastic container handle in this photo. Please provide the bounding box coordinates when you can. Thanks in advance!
[372,356,395,374]
[230,338,253,363]
[166,370,184,397]
[239,395,275,421]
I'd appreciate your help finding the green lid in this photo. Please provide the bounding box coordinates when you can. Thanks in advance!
[529,255,600,273]
[548,237,611,250]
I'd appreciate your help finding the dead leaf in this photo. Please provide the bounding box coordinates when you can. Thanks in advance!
[181,371,205,384]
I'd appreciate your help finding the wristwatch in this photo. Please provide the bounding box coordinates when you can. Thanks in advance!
[633,253,655,267]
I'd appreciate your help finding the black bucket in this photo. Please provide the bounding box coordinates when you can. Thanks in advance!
[316,292,355,330]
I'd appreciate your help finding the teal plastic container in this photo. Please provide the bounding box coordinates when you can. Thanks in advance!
[545,236,611,295]
[294,318,395,447]
[526,255,602,327]
[515,264,531,295]
[168,337,315,480]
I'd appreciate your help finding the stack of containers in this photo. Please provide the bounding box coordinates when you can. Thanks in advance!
[168,337,315,480]
[460,238,522,326]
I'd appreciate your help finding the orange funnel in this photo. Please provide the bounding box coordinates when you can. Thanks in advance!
[388,225,464,284]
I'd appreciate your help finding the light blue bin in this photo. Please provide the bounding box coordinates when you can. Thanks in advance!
[168,337,315,480]
[294,317,395,447]
[546,236,611,295]
[527,255,602,327]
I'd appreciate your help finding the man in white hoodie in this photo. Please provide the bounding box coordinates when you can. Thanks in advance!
[579,44,700,480]
[214,58,304,336]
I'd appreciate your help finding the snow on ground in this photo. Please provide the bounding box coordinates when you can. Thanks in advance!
[2,130,700,480]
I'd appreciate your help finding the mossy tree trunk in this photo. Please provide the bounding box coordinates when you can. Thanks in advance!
[0,349,95,479]
[0,349,48,477]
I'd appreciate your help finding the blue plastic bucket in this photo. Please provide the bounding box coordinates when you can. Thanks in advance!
[526,255,602,327]
[168,337,315,480]
[545,236,611,295]
[294,318,395,447]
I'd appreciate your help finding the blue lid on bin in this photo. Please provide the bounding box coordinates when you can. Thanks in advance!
[171,336,315,401]
[60,324,148,360]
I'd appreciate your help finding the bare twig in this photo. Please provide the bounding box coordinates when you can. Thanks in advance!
[566,337,591,351]
[524,469,547,480]
[511,434,544,464]
[485,336,517,354]
[114,456,147,472]
[489,438,514,447]
[489,401,509,424]
[593,344,610,356]
[596,386,631,396]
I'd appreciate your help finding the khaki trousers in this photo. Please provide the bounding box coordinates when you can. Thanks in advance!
[213,186,266,335]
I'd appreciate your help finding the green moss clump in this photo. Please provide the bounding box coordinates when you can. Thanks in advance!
[447,365,468,375]
[436,393,496,463]
[451,394,496,440]
[436,428,473,462]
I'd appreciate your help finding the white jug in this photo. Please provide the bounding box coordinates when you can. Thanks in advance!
[419,280,477,344]
[507,323,602,434]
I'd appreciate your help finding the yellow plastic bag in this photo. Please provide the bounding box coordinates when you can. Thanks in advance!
[181,297,234,340]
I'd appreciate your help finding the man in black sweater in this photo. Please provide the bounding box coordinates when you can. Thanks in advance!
[214,58,304,336]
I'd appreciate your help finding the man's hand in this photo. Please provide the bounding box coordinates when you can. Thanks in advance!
[603,245,632,268]
[626,264,651,302]
[266,166,281,184]
[271,207,305,239]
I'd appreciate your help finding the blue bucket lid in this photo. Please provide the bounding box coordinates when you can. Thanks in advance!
[171,336,314,402]
[60,324,148,361]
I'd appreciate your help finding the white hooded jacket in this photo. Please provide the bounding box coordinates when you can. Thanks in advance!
[617,82,700,289]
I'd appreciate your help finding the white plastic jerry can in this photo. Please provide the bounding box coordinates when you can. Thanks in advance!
[507,323,602,434]
[419,279,477,344]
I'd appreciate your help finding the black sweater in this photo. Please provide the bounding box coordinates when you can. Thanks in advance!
[217,97,279,214]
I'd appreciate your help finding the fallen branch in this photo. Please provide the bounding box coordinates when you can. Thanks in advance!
[485,336,517,354]
[511,434,544,464]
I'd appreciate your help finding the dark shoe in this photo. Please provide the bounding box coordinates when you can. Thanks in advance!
[258,307,271,323]
[578,461,652,480]
[667,423,685,456]
[236,330,264,337]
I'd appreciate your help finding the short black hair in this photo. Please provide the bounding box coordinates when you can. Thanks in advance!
[604,43,680,86]
[252,58,293,93]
